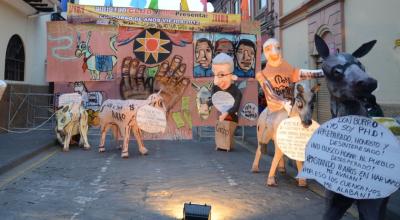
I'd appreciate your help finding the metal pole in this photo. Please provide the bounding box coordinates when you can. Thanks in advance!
[7,85,12,130]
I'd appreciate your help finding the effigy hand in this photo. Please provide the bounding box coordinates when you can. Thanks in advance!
[154,55,190,112]
[120,57,152,99]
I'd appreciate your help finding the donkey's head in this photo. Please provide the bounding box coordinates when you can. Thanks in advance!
[56,104,73,132]
[146,92,166,112]
[292,83,320,128]
[314,35,377,108]
[75,31,92,58]
[192,82,213,120]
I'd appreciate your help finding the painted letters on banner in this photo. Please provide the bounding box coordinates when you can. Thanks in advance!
[67,3,241,33]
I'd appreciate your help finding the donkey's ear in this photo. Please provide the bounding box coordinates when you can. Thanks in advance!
[311,83,321,93]
[352,40,377,58]
[314,34,330,59]
[296,84,304,93]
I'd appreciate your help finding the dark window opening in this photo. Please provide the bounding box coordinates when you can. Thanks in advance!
[5,35,25,81]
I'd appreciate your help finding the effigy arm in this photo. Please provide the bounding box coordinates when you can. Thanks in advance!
[299,69,324,80]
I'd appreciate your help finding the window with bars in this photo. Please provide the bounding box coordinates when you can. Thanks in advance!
[5,35,25,81]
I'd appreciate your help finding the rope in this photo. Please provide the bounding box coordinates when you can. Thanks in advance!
[0,112,56,134]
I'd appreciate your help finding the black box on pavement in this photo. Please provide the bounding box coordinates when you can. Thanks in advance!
[183,202,211,220]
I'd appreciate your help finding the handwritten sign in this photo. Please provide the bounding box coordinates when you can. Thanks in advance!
[276,117,319,161]
[299,115,400,199]
[240,103,258,121]
[0,80,6,101]
[212,91,234,113]
[136,105,167,133]
[58,93,82,107]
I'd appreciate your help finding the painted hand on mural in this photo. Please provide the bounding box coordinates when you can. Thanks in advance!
[154,55,190,112]
[120,55,190,112]
[120,57,154,99]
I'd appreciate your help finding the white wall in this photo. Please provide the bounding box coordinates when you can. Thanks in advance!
[0,1,49,86]
[281,0,304,15]
[344,0,400,105]
[281,19,309,68]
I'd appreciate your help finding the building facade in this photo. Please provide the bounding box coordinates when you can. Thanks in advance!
[212,0,400,123]
[0,0,59,132]
[279,0,400,122]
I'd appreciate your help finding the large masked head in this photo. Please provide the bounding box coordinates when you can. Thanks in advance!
[212,53,237,90]
[263,38,282,67]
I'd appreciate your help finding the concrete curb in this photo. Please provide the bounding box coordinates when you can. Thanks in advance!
[0,140,57,175]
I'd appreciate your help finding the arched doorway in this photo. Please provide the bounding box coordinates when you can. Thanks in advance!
[5,35,25,81]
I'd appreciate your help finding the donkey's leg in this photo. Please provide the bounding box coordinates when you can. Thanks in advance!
[296,161,307,187]
[79,115,90,150]
[63,125,73,152]
[132,126,148,155]
[106,71,113,80]
[252,110,270,172]
[99,124,110,152]
[111,125,121,150]
[277,156,286,174]
[267,143,284,186]
[121,126,130,158]
[95,71,100,80]
[89,70,95,80]
[251,143,263,173]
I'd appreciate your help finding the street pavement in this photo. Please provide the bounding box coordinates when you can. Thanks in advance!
[0,128,396,219]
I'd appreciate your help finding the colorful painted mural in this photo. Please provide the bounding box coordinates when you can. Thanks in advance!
[193,33,257,78]
[48,21,259,139]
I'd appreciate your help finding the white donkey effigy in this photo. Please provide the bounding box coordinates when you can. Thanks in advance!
[55,93,90,151]
[97,93,166,158]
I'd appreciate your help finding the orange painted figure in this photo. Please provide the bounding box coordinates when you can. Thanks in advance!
[253,38,324,187]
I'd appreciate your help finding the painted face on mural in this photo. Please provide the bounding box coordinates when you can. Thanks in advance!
[236,42,255,72]
[213,63,236,90]
[215,39,234,58]
[263,38,282,65]
[195,39,213,68]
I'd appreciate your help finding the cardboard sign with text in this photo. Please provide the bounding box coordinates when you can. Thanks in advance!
[240,103,258,121]
[276,117,319,161]
[215,120,237,151]
[136,105,167,134]
[212,91,234,113]
[299,115,400,199]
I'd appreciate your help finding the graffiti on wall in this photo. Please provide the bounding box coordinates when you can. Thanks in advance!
[193,33,256,78]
